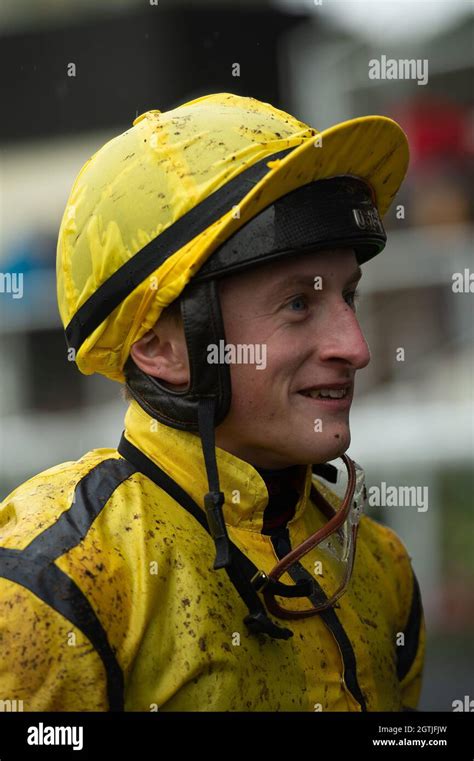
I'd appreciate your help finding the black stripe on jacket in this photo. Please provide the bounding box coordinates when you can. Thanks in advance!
[396,570,423,682]
[0,457,136,711]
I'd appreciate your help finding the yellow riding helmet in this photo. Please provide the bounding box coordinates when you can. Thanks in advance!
[56,91,409,384]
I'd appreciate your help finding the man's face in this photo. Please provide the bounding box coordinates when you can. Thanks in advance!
[214,248,370,468]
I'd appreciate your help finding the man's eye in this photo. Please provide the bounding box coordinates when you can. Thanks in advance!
[287,295,308,312]
[344,289,360,310]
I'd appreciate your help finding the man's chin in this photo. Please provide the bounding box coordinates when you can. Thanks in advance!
[302,429,351,465]
[219,425,351,468]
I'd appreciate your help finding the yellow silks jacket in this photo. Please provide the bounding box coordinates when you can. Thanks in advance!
[0,400,424,712]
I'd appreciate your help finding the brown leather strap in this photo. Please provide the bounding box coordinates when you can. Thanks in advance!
[268,455,356,582]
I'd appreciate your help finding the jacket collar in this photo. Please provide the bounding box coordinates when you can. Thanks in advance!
[123,400,313,532]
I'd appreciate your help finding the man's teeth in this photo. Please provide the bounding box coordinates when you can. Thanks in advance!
[301,388,348,399]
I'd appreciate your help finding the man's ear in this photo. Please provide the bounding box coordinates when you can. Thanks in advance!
[130,324,190,387]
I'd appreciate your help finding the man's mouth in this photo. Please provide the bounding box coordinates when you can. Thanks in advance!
[297,382,352,399]
[299,387,349,400]
[296,382,353,407]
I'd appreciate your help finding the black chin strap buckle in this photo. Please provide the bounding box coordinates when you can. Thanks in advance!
[243,610,293,640]
[251,570,314,598]
[204,490,231,570]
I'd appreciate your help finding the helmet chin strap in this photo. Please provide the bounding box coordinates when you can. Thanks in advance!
[197,397,231,570]
[197,396,297,639]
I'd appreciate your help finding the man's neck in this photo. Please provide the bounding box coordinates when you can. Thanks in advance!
[254,463,307,535]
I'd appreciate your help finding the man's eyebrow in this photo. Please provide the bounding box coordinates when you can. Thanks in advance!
[269,266,363,294]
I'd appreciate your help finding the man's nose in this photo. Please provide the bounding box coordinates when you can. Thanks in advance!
[316,302,371,370]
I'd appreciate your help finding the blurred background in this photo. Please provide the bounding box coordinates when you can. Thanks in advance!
[0,0,472,711]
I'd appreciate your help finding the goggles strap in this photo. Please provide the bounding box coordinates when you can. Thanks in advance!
[267,455,357,586]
